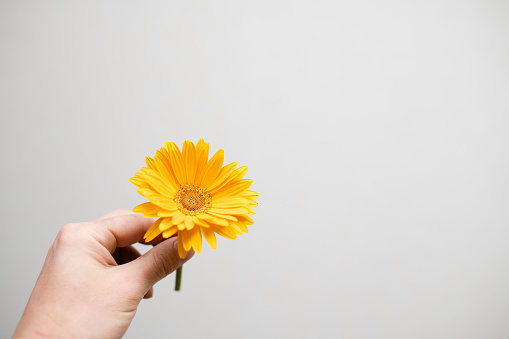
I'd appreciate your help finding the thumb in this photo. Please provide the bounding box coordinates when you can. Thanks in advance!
[127,237,194,291]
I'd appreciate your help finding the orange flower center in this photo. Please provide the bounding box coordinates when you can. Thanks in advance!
[175,185,211,216]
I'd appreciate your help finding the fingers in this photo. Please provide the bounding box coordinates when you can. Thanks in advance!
[124,237,194,291]
[94,214,157,252]
[95,209,168,247]
[113,245,154,299]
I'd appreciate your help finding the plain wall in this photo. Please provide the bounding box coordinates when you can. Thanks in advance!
[1,1,508,338]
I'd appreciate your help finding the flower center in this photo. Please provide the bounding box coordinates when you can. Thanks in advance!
[174,185,211,216]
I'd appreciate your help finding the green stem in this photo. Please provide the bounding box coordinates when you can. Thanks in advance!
[175,266,182,291]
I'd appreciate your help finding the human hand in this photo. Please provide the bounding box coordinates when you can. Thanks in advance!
[13,209,193,339]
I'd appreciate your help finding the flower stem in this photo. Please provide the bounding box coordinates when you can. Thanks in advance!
[175,266,182,291]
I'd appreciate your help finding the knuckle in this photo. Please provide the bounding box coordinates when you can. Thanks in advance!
[58,223,80,237]
[55,223,85,245]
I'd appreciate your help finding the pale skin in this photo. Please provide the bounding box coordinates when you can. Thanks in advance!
[13,209,193,338]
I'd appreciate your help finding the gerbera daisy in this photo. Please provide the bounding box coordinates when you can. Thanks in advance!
[130,139,258,259]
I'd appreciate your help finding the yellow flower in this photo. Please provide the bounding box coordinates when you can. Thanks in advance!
[130,139,258,259]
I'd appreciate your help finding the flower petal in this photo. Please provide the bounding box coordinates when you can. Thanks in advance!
[236,215,254,225]
[229,222,243,235]
[200,149,224,189]
[137,188,177,211]
[210,225,237,240]
[159,217,174,232]
[177,232,187,259]
[166,142,186,186]
[184,215,195,230]
[212,197,254,208]
[181,230,193,251]
[194,139,210,184]
[183,140,197,185]
[239,190,259,199]
[197,213,229,226]
[130,172,150,189]
[211,179,253,200]
[162,225,178,238]
[133,202,160,217]
[141,167,177,197]
[235,222,249,233]
[157,209,179,217]
[206,162,238,192]
[154,149,180,192]
[145,156,156,170]
[208,166,249,195]
[208,207,250,216]
[207,211,238,221]
[189,227,202,253]
[144,218,163,242]
[192,216,210,228]
[202,228,217,249]
[172,212,185,225]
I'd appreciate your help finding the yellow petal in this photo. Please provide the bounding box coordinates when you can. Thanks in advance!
[202,228,217,249]
[197,213,229,226]
[194,139,210,184]
[200,149,224,189]
[130,172,150,189]
[192,216,210,228]
[141,167,177,197]
[229,221,248,233]
[157,209,179,217]
[145,156,156,170]
[231,166,249,181]
[212,197,253,208]
[181,230,193,251]
[154,149,180,192]
[159,217,174,232]
[137,188,176,211]
[229,222,243,235]
[236,222,249,233]
[207,211,238,222]
[245,200,258,207]
[208,166,249,195]
[172,212,185,225]
[133,202,160,217]
[239,189,259,199]
[167,142,186,186]
[212,179,253,200]
[162,225,178,238]
[189,227,202,253]
[177,223,186,231]
[208,207,250,216]
[236,215,254,225]
[183,141,197,185]
[177,232,187,259]
[184,215,195,230]
[206,162,238,192]
[210,225,237,240]
[144,218,163,242]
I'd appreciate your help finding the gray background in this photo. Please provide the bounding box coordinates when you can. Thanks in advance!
[1,1,509,338]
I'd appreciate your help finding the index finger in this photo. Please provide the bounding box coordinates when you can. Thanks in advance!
[94,214,157,252]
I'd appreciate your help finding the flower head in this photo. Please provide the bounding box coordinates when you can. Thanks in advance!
[130,139,258,258]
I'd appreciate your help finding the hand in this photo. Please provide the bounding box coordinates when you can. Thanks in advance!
[13,209,193,338]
